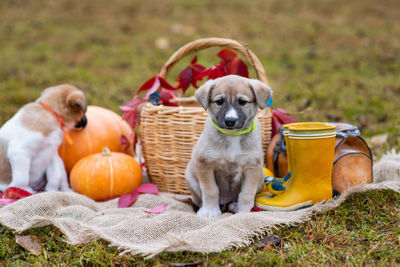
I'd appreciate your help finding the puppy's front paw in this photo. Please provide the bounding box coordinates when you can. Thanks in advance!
[228,202,238,213]
[237,202,254,213]
[197,206,222,217]
[45,186,58,192]
[59,183,73,192]
[61,187,73,193]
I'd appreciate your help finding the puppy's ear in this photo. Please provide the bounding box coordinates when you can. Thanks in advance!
[195,79,215,110]
[249,80,273,109]
[67,91,87,113]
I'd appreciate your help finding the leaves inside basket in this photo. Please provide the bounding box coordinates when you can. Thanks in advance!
[176,56,206,93]
[120,48,251,149]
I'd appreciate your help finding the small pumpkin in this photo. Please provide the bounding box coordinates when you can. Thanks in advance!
[70,147,142,201]
[59,105,134,174]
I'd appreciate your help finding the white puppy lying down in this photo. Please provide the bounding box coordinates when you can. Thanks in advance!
[0,84,87,193]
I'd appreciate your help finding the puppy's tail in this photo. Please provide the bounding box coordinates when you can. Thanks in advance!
[373,149,400,183]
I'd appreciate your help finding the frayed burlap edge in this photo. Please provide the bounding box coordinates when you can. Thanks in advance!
[125,181,400,257]
[1,181,399,258]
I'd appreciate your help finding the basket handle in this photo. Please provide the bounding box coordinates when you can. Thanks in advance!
[158,37,269,85]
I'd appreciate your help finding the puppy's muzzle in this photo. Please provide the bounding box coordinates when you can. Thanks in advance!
[223,107,241,129]
[224,117,237,128]
[75,115,87,128]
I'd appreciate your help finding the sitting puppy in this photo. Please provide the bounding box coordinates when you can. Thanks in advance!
[0,84,87,193]
[186,75,272,217]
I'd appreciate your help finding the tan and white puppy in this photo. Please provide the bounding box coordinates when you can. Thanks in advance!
[0,84,87,193]
[186,75,272,217]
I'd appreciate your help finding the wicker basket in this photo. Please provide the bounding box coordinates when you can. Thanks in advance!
[140,38,272,194]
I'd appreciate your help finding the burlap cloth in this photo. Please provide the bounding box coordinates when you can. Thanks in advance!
[1,152,399,257]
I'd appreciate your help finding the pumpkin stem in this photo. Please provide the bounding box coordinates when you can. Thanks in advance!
[102,147,112,156]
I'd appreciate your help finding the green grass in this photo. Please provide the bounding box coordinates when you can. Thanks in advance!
[1,0,400,265]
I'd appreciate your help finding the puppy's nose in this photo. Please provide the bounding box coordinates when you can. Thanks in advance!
[225,117,237,128]
[75,115,87,128]
[224,107,238,128]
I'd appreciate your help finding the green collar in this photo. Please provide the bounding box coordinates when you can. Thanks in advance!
[211,119,256,136]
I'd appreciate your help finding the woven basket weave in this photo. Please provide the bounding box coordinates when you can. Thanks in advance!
[140,38,272,194]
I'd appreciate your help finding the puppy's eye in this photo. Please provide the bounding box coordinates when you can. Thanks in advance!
[215,99,224,106]
[238,99,247,106]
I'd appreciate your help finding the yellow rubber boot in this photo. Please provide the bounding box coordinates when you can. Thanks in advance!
[265,123,296,195]
[283,123,292,172]
[258,168,276,198]
[283,122,307,174]
[255,122,336,211]
[258,124,295,198]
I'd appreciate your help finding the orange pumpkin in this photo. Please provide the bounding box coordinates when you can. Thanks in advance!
[59,105,134,174]
[70,147,142,201]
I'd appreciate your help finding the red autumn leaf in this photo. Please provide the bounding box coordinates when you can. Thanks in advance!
[273,109,297,124]
[121,96,146,109]
[196,64,226,82]
[216,49,249,77]
[137,76,177,97]
[271,116,282,138]
[136,76,158,95]
[177,66,193,92]
[217,49,249,77]
[217,49,238,64]
[208,64,226,79]
[118,184,159,208]
[4,187,32,200]
[121,109,136,129]
[271,109,297,137]
[121,48,252,151]
[191,64,206,88]
[189,56,206,74]
[135,183,159,195]
[118,190,139,208]
[191,64,206,75]
[228,56,249,78]
[176,56,206,92]
[195,49,248,83]
[144,76,161,99]
[251,206,261,212]
[120,97,146,129]
[0,191,17,206]
[120,135,131,153]
[160,88,179,106]
[0,198,16,205]
[195,68,211,81]
[144,204,166,214]
[158,76,177,90]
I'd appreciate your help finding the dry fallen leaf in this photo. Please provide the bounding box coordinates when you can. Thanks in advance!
[255,235,282,249]
[15,234,42,255]
[325,241,335,250]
